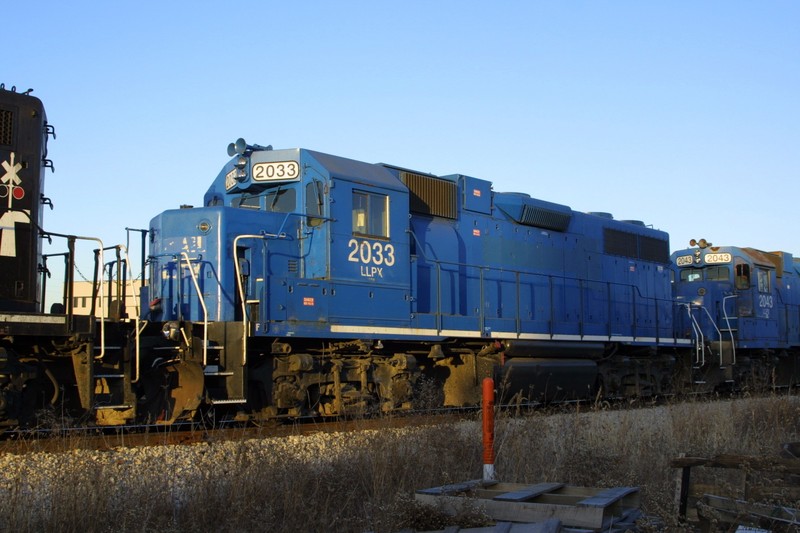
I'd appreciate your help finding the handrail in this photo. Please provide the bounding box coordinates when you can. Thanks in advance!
[117,244,145,382]
[132,319,148,383]
[180,252,209,365]
[44,232,106,359]
[684,304,705,366]
[233,232,280,366]
[721,294,738,366]
[113,244,141,319]
[406,228,670,340]
[697,305,724,365]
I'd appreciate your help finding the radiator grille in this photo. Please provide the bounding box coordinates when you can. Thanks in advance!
[604,228,669,263]
[401,171,457,219]
[639,235,670,263]
[520,205,571,231]
[0,109,13,146]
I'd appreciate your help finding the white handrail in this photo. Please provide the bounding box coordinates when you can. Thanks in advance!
[698,306,724,365]
[180,252,208,365]
[722,294,738,366]
[118,244,144,381]
[132,319,147,383]
[684,304,704,366]
[46,232,106,359]
[233,233,276,366]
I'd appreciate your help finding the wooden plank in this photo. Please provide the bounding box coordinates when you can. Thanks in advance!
[670,456,711,468]
[416,479,489,496]
[493,482,566,502]
[416,481,642,530]
[746,485,800,502]
[703,454,800,474]
[415,493,607,529]
[424,522,564,533]
[700,494,800,527]
[519,518,562,533]
[671,453,800,473]
[577,486,638,508]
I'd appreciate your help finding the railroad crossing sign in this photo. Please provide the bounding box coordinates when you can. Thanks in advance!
[0,152,29,257]
[1,151,24,208]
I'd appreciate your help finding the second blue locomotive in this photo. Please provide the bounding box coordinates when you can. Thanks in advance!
[671,241,800,388]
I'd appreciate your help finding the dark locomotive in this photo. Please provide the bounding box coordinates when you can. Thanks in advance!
[1,87,798,428]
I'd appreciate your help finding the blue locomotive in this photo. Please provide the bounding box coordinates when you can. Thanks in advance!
[671,240,800,388]
[2,85,799,427]
[142,139,690,420]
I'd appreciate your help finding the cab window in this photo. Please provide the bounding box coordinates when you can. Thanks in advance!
[306,181,325,226]
[234,195,260,209]
[264,186,296,213]
[757,269,770,293]
[352,191,388,238]
[735,263,750,290]
[680,268,703,282]
[705,266,729,281]
[306,181,323,217]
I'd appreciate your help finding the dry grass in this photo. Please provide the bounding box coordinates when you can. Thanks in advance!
[0,393,798,532]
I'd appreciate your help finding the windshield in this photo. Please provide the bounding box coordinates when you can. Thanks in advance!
[679,266,730,282]
[264,186,296,213]
[232,185,297,213]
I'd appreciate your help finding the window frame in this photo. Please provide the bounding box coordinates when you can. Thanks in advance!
[352,190,389,239]
[756,268,771,293]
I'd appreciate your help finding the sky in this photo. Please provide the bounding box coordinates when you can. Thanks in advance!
[5,1,800,284]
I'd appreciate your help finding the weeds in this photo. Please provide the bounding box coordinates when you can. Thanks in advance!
[0,394,797,532]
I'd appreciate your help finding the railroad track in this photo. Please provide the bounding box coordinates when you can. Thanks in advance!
[0,390,788,455]
[0,409,475,454]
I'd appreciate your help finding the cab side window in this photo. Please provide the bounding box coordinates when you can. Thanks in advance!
[757,269,770,293]
[735,264,750,290]
[306,181,325,226]
[352,191,388,238]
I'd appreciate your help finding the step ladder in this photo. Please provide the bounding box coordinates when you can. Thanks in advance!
[92,342,136,425]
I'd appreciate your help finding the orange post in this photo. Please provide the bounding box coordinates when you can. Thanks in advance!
[482,377,496,482]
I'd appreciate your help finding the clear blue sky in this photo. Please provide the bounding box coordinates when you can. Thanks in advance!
[6,1,800,281]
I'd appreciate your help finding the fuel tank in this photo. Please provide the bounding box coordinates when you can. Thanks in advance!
[503,340,606,358]
[499,357,598,403]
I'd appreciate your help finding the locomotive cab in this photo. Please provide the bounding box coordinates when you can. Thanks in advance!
[144,142,417,417]
[183,142,414,333]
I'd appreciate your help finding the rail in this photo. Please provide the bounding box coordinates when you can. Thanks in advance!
[40,232,107,358]
[698,305,723,365]
[683,304,705,366]
[112,243,145,382]
[682,298,741,368]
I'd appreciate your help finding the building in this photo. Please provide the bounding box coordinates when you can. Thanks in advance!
[67,280,144,317]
